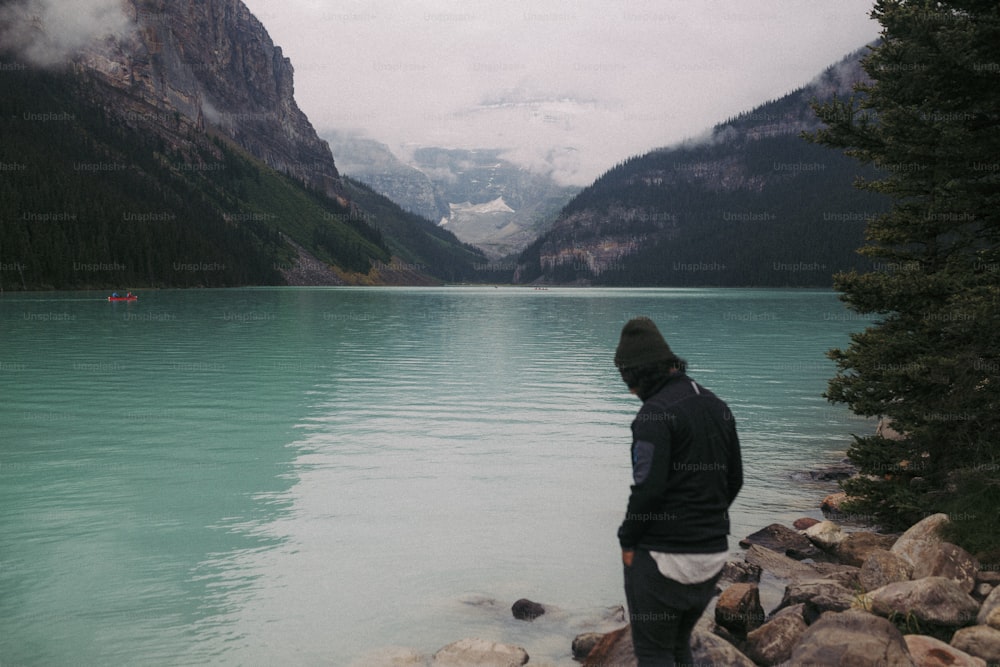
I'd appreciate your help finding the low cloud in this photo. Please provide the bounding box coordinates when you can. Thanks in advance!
[0,0,132,67]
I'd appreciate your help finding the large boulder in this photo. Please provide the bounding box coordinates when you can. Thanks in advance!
[868,577,980,629]
[980,586,1000,626]
[836,531,898,567]
[913,542,979,594]
[581,626,634,667]
[690,628,756,667]
[431,638,528,667]
[905,634,987,667]
[860,549,914,591]
[743,544,824,582]
[776,579,858,621]
[582,625,757,667]
[891,513,951,567]
[951,626,1000,665]
[715,583,765,635]
[740,522,823,559]
[744,605,808,666]
[788,610,916,666]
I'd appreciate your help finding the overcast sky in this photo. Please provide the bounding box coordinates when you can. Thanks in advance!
[245,1,880,185]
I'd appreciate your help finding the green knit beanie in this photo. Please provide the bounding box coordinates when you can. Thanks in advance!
[614,317,678,370]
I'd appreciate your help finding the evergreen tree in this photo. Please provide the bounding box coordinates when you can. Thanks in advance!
[808,0,1000,558]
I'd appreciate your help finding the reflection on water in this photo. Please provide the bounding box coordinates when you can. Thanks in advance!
[0,287,873,665]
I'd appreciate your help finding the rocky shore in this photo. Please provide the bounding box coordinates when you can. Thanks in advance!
[356,458,1000,667]
[580,510,1000,667]
[375,510,998,667]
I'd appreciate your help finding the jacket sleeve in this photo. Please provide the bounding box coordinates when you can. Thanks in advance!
[725,416,743,505]
[617,431,672,549]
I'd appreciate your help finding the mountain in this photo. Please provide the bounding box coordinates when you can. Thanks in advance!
[512,47,889,287]
[324,132,580,259]
[0,0,484,289]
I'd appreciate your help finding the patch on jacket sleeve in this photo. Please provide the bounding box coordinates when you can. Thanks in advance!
[632,440,656,485]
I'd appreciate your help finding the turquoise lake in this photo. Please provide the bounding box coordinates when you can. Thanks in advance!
[0,287,875,665]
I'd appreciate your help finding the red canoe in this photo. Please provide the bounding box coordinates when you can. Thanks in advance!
[107,295,137,301]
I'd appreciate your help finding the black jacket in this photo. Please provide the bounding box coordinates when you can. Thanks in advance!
[617,373,743,553]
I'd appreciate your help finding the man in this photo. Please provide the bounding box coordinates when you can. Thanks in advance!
[614,317,743,667]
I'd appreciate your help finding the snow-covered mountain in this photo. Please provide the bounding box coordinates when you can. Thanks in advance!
[324,131,580,258]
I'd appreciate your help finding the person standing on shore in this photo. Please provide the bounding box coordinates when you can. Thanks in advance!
[614,317,743,667]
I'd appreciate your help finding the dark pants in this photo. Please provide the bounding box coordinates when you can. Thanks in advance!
[623,549,721,667]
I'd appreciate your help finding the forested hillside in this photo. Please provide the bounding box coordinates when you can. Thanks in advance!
[0,61,483,289]
[513,48,890,287]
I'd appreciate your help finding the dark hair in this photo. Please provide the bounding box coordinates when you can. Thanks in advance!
[619,358,687,399]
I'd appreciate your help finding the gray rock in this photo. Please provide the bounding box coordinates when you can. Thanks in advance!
[905,634,987,667]
[978,585,1000,626]
[912,542,979,594]
[431,638,528,667]
[835,531,897,567]
[794,516,822,530]
[720,559,762,586]
[715,583,765,635]
[869,576,980,629]
[571,632,604,661]
[744,606,808,666]
[860,548,914,592]
[581,625,757,667]
[743,544,824,582]
[690,628,756,667]
[777,579,858,621]
[788,610,916,667]
[891,512,950,567]
[804,520,846,550]
[739,523,822,560]
[510,598,545,621]
[581,626,634,667]
[951,625,1000,665]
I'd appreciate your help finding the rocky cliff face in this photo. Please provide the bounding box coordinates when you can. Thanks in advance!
[76,0,342,197]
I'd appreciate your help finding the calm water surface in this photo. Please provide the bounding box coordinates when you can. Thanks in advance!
[0,287,874,665]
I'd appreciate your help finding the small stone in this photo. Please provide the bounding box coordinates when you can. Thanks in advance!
[720,559,762,585]
[821,491,848,514]
[571,632,604,660]
[431,638,528,667]
[793,517,821,530]
[510,598,545,621]
[804,520,846,550]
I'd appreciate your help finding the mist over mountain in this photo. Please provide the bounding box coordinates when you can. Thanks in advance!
[0,0,483,289]
[512,46,889,287]
[324,131,580,259]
